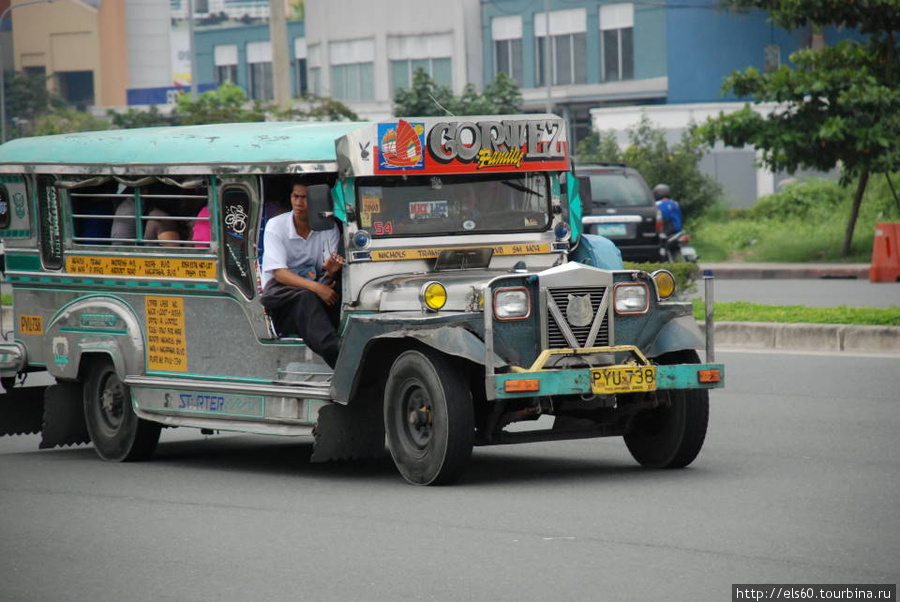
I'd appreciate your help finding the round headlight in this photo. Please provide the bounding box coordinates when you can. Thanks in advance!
[554,223,571,241]
[421,281,447,311]
[651,270,676,299]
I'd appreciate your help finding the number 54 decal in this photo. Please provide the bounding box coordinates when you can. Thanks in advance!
[374,221,394,235]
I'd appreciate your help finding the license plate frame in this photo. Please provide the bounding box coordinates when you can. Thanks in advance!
[594,223,627,237]
[590,365,657,394]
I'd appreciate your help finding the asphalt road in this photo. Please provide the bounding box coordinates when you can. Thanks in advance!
[693,278,900,308]
[1,351,898,602]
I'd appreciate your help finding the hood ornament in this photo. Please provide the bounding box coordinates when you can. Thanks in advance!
[565,294,593,327]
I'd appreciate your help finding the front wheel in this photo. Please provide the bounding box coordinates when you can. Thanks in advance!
[384,350,474,485]
[83,358,160,461]
[624,350,709,468]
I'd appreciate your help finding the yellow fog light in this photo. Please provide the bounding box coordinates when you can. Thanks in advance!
[421,281,447,311]
[651,270,676,299]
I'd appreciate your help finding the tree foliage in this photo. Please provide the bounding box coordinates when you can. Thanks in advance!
[107,106,173,129]
[576,115,722,219]
[33,109,109,136]
[172,81,268,125]
[703,0,900,255]
[393,69,522,117]
[2,71,65,138]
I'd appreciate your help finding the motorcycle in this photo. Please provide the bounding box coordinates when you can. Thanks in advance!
[662,230,698,263]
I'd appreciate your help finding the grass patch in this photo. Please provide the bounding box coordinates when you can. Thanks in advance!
[692,300,900,326]
[691,176,900,263]
[1,293,10,306]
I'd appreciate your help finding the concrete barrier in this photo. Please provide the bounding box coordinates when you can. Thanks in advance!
[702,320,900,355]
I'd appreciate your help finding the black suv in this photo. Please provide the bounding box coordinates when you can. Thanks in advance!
[576,164,664,263]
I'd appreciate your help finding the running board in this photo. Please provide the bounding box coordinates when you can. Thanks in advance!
[124,376,334,400]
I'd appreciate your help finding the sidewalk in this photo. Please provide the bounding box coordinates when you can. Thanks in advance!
[700,262,870,280]
[694,261,900,355]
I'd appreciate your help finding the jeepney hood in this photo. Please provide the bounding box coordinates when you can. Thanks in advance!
[356,269,512,312]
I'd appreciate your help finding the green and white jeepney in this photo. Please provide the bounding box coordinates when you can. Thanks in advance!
[0,115,723,485]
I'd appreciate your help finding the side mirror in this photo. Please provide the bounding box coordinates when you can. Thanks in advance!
[577,176,592,215]
[306,184,336,232]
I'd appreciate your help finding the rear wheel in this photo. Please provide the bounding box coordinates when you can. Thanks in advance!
[83,358,160,461]
[384,350,473,485]
[624,350,709,468]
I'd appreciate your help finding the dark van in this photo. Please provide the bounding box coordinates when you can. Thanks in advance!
[576,164,664,262]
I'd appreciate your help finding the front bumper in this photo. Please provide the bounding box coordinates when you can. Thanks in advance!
[491,346,724,400]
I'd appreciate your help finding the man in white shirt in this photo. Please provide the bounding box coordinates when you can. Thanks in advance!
[260,182,344,367]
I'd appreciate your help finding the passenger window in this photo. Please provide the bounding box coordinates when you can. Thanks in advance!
[63,176,211,249]
[0,185,9,230]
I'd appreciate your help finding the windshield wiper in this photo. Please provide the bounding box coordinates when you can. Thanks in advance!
[500,179,542,196]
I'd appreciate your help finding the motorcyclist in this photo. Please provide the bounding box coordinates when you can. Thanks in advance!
[652,184,692,261]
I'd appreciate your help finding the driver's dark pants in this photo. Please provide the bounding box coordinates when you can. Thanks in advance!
[262,284,341,368]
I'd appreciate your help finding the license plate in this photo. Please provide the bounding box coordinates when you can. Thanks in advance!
[594,223,627,237]
[590,365,657,394]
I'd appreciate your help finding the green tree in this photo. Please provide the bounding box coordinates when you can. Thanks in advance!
[393,69,522,117]
[2,71,65,137]
[702,0,900,256]
[107,106,174,129]
[34,109,109,136]
[172,81,267,125]
[274,94,360,122]
[577,115,723,219]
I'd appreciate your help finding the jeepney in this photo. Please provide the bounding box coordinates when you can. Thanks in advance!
[0,115,724,485]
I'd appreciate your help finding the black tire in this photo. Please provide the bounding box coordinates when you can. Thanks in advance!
[83,358,160,461]
[384,349,474,485]
[1,376,16,392]
[624,350,709,468]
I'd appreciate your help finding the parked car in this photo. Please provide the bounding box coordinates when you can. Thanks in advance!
[576,164,664,262]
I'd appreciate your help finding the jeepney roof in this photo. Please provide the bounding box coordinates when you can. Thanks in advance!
[0,121,366,175]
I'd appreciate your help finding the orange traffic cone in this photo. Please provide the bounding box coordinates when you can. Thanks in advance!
[869,222,900,282]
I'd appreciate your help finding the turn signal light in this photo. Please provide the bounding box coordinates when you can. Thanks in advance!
[698,370,721,383]
[504,379,540,393]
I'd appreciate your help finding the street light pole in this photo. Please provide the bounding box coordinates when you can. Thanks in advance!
[0,0,54,143]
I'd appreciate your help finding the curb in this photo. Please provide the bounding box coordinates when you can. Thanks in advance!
[699,321,900,355]
[700,263,870,280]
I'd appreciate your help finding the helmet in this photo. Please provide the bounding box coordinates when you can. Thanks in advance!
[652,184,671,200]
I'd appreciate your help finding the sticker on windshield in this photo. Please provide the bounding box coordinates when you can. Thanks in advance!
[409,200,448,220]
[463,220,476,231]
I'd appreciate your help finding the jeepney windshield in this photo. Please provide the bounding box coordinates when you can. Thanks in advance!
[356,173,550,238]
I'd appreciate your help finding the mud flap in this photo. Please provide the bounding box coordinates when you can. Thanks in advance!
[39,382,90,449]
[0,386,48,436]
[311,401,385,463]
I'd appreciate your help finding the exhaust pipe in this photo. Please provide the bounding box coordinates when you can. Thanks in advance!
[703,269,715,362]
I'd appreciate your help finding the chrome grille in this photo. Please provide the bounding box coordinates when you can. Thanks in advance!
[546,286,609,349]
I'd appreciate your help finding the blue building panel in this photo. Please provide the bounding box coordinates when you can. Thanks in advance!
[665,3,806,104]
[194,21,306,97]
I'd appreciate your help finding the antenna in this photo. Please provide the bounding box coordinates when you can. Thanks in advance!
[428,93,456,117]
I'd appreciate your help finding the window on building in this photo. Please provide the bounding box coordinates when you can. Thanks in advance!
[535,9,587,87]
[214,45,238,85]
[599,3,634,82]
[246,41,273,101]
[764,44,781,73]
[57,71,95,107]
[492,16,523,84]
[294,38,308,95]
[387,33,453,92]
[308,44,321,96]
[23,66,46,78]
[195,0,209,13]
[329,39,375,101]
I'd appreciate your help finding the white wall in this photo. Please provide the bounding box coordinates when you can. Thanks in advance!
[305,0,482,120]
[126,0,173,88]
[589,102,782,207]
